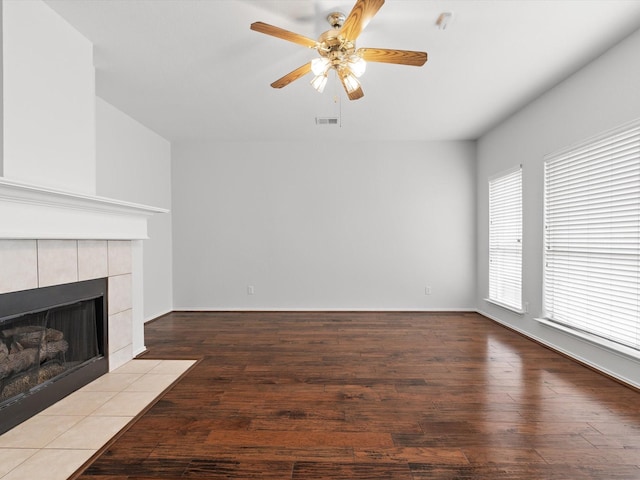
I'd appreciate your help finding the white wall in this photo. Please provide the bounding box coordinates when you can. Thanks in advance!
[96,98,173,322]
[172,140,476,310]
[0,2,3,178]
[477,28,640,387]
[2,0,95,194]
[0,0,169,360]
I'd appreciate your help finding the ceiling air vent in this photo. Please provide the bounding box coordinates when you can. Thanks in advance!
[315,117,339,126]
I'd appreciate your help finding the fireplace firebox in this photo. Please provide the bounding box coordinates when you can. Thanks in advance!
[0,278,108,435]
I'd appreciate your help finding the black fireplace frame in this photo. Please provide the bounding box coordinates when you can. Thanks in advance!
[0,278,109,434]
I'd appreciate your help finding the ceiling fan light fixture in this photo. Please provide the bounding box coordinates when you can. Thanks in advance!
[311,57,331,76]
[310,73,328,93]
[348,55,367,77]
[341,70,361,94]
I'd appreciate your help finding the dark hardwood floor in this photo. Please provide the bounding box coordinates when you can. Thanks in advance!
[76,311,640,479]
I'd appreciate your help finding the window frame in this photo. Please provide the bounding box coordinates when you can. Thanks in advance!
[487,165,523,313]
[542,118,640,354]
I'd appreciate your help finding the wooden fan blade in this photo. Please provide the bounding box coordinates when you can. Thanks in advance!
[340,0,385,42]
[270,62,312,89]
[250,22,317,48]
[357,48,428,66]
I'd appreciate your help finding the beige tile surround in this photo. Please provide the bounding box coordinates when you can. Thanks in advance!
[0,359,195,480]
[0,240,38,293]
[0,239,135,370]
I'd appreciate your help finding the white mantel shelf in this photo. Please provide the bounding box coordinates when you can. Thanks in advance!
[0,178,168,240]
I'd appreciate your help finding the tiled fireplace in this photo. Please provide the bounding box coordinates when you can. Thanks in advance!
[0,239,135,366]
[0,178,167,432]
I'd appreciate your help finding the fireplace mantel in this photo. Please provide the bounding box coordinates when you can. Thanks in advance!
[0,178,168,240]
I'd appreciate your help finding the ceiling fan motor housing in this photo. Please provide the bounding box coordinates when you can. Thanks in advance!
[327,12,346,29]
[318,29,357,66]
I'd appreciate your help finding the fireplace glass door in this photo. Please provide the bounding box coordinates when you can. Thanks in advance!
[0,299,100,404]
[0,278,108,434]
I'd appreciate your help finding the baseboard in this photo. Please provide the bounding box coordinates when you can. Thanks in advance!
[144,309,172,323]
[171,307,477,312]
[133,347,149,358]
[477,309,640,391]
[132,345,148,357]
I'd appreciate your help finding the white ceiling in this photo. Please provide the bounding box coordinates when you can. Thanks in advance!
[44,0,640,143]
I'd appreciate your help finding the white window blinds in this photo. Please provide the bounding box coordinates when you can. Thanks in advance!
[489,167,523,311]
[544,119,640,351]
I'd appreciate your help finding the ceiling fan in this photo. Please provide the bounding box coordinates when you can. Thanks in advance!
[250,0,428,101]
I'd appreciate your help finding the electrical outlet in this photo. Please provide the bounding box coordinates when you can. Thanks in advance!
[247,285,255,295]
[425,286,432,295]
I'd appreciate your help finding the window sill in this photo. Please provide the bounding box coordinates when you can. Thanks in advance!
[536,318,640,362]
[484,298,525,315]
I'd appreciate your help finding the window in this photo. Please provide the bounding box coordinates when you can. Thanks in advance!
[544,119,640,351]
[488,166,523,311]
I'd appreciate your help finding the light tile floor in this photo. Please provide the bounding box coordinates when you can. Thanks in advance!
[0,359,195,480]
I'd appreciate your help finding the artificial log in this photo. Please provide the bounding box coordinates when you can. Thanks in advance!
[0,324,70,403]
[9,341,24,354]
[7,329,44,349]
[0,329,68,380]
[0,348,39,380]
[0,372,37,401]
[2,326,64,347]
[45,328,64,342]
[0,360,67,402]
[44,339,69,361]
[39,361,66,382]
